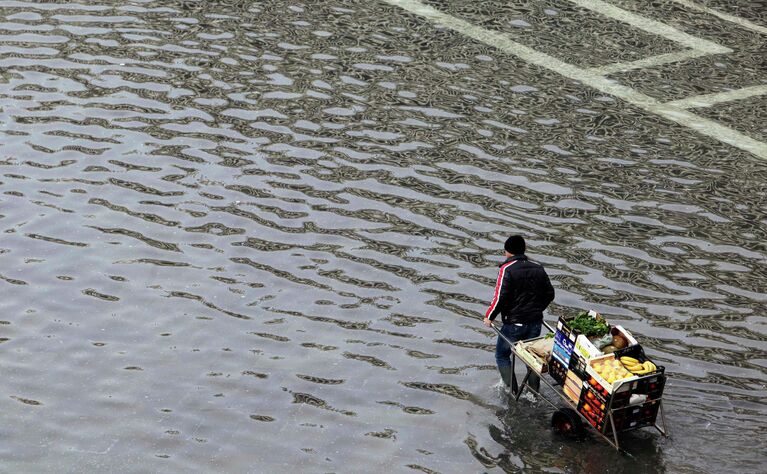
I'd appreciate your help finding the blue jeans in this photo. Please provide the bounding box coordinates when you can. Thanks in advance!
[495,321,542,390]
[495,321,543,367]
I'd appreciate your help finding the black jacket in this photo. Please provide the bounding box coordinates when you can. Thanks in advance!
[485,254,555,324]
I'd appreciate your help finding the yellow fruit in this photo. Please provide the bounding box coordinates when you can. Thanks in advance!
[642,361,656,371]
[595,364,607,373]
[621,356,639,364]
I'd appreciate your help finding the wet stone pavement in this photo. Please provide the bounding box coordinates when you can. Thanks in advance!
[0,0,765,472]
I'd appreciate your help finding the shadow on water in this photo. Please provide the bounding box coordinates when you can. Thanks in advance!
[471,397,667,473]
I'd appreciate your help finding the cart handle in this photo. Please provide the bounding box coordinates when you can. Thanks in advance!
[490,319,554,396]
[543,319,555,333]
[489,319,555,343]
[489,322,512,346]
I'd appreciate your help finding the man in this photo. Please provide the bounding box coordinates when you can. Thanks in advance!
[483,235,555,393]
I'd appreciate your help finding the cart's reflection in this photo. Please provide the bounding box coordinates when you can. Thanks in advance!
[467,404,667,473]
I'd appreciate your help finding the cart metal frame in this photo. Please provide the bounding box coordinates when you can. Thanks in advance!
[492,322,669,452]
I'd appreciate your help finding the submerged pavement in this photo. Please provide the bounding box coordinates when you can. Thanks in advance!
[0,0,765,472]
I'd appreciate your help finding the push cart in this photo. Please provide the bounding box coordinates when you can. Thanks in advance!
[492,320,669,452]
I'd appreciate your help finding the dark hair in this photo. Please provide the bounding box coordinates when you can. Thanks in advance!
[504,235,526,255]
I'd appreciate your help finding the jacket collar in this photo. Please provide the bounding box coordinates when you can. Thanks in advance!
[500,254,527,266]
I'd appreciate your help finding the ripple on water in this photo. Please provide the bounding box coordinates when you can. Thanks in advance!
[0,0,765,472]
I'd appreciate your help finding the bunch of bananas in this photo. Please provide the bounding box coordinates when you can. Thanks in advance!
[620,356,657,375]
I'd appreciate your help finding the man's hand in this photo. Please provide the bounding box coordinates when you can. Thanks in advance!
[483,317,492,327]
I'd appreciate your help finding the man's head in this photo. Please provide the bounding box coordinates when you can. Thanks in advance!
[504,235,526,257]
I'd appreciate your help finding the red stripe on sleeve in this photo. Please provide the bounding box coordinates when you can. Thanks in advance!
[484,260,517,319]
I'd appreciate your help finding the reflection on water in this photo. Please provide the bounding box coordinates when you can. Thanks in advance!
[0,0,765,472]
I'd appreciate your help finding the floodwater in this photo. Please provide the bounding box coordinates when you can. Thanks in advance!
[1,0,765,472]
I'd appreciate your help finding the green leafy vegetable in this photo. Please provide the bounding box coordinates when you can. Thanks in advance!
[568,311,610,337]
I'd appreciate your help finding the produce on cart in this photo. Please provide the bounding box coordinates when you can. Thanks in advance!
[514,334,554,373]
[508,309,668,452]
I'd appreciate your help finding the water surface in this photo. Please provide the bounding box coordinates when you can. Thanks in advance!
[0,1,765,472]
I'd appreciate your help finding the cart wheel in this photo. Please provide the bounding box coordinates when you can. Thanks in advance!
[551,408,585,439]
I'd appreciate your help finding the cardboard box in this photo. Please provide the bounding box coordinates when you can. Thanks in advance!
[573,334,603,360]
[551,330,575,366]
[612,325,638,346]
[549,357,568,385]
[514,337,548,374]
[585,354,638,394]
[562,369,584,404]
[563,383,581,405]
[551,341,572,366]
[566,369,584,386]
[573,326,638,359]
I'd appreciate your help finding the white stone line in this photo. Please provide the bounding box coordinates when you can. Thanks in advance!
[382,0,767,160]
[670,0,767,35]
[665,84,767,109]
[588,49,712,75]
[567,0,731,53]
